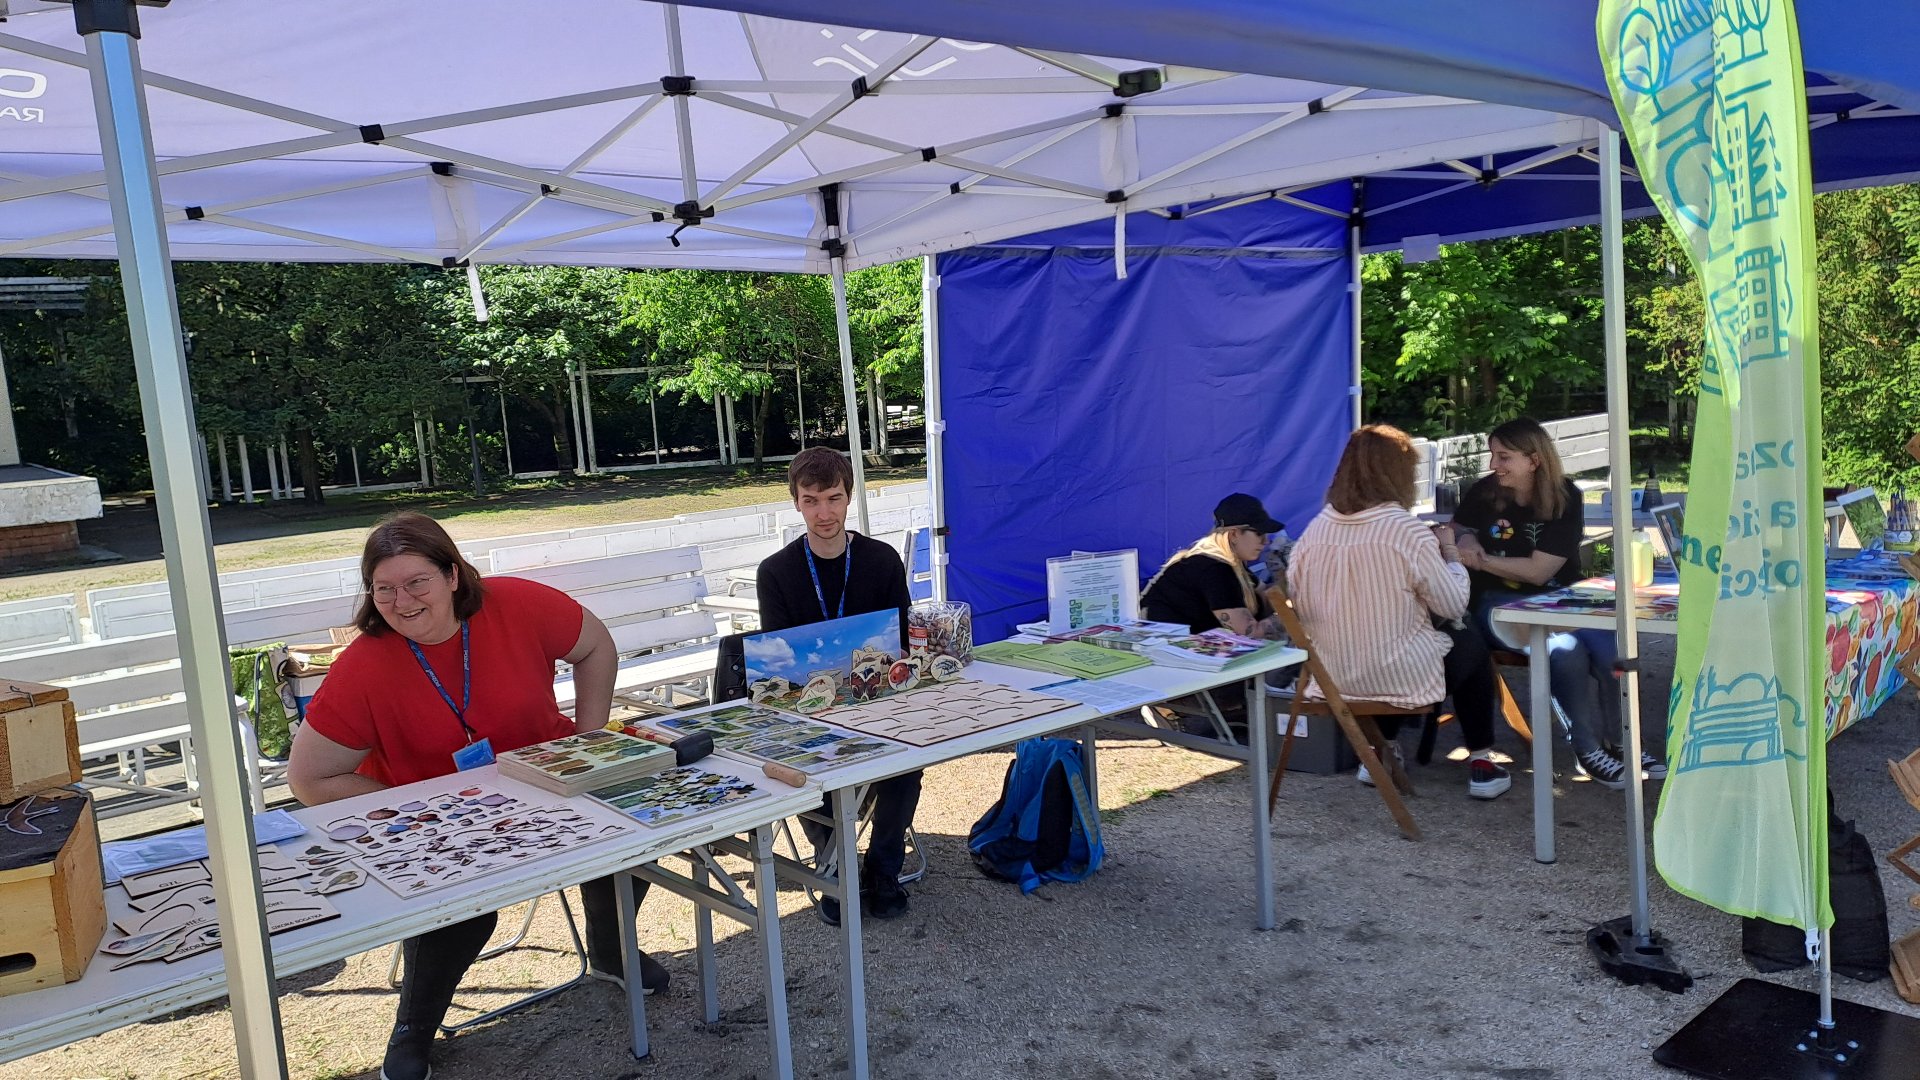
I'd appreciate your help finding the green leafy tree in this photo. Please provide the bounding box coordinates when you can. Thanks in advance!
[433,265,636,473]
[1815,184,1920,489]
[621,269,835,465]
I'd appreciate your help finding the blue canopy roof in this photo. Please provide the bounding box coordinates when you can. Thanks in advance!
[686,1,1920,121]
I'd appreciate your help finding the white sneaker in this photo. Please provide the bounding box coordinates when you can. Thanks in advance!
[1468,757,1512,800]
[1357,743,1404,788]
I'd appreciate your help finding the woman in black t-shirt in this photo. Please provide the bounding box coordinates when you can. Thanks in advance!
[1448,418,1662,790]
[1142,493,1287,637]
[1140,494,1293,733]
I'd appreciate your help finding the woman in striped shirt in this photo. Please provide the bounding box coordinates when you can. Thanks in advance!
[1287,425,1510,800]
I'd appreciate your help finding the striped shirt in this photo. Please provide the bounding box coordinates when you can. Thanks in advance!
[1286,503,1469,709]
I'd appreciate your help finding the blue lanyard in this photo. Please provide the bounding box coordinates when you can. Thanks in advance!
[803,537,852,622]
[407,622,475,742]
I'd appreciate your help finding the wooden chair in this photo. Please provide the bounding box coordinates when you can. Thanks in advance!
[1262,582,1422,841]
[1414,648,1535,765]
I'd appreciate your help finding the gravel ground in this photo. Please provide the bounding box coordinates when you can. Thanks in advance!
[6,638,1918,1079]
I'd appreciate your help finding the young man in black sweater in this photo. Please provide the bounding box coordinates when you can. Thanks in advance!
[756,447,920,922]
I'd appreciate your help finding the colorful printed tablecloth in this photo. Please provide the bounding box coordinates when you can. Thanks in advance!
[1494,552,1918,738]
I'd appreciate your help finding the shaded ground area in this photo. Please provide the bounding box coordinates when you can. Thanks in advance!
[0,465,926,606]
[7,636,1918,1079]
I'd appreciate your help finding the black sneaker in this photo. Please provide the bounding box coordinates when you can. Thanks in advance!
[1467,758,1511,800]
[1576,747,1629,790]
[817,894,842,927]
[864,878,911,920]
[380,1022,433,1080]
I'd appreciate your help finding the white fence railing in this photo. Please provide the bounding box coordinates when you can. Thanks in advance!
[70,484,930,640]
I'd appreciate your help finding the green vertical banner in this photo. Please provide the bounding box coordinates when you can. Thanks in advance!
[1599,1,1829,938]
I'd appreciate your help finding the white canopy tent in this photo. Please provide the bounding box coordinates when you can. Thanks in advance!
[0,3,1631,1077]
[0,0,1596,270]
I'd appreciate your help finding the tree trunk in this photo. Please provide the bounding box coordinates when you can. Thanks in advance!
[537,385,574,471]
[296,426,324,504]
[1667,390,1683,451]
[752,387,770,467]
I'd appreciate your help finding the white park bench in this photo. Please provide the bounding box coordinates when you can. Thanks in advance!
[2,546,725,818]
[0,593,83,656]
[1411,412,1611,509]
[1,592,361,818]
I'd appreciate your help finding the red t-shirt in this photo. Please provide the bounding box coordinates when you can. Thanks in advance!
[303,576,584,788]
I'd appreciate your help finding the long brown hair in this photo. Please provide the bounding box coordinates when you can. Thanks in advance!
[1326,424,1417,513]
[1487,417,1568,520]
[353,512,487,635]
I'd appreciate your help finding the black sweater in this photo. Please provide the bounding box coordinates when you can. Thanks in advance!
[755,532,912,641]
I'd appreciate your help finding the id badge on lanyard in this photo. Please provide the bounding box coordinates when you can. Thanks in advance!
[407,623,493,771]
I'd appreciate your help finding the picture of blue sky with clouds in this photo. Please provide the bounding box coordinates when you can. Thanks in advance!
[744,609,902,685]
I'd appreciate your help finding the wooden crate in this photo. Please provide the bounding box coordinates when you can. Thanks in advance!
[0,681,80,804]
[0,786,105,996]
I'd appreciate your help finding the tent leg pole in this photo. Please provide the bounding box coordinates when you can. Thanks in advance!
[713,395,727,465]
[351,446,362,490]
[78,11,285,1076]
[830,259,870,534]
[795,360,806,449]
[921,255,948,601]
[1601,130,1652,942]
[1349,209,1364,429]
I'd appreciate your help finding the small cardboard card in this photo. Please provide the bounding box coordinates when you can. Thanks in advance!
[121,861,212,899]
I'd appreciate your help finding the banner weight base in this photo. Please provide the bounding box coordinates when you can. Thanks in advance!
[1588,915,1693,993]
[1654,977,1920,1078]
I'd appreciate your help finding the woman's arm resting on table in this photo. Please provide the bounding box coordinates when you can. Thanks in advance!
[1469,549,1567,587]
[287,725,385,806]
[1215,607,1284,640]
[565,608,619,733]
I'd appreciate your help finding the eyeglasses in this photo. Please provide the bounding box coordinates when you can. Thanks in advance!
[367,573,444,604]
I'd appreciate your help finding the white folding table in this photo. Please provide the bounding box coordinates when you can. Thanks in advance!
[774,648,1305,1080]
[0,758,820,1078]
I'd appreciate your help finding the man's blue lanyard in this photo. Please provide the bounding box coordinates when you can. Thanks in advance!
[407,622,476,743]
[803,538,852,622]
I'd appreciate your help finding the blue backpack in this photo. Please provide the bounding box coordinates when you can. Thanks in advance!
[967,738,1104,893]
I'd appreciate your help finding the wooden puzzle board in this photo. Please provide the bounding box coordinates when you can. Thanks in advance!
[100,847,356,971]
[307,784,631,898]
[814,680,1076,747]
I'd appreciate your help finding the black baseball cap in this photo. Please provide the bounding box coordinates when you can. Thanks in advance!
[1213,493,1282,534]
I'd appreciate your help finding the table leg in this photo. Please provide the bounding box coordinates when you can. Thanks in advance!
[1078,722,1100,811]
[617,870,650,1059]
[692,850,719,1024]
[751,824,796,1080]
[833,787,870,1080]
[1248,675,1275,930]
[1529,625,1555,864]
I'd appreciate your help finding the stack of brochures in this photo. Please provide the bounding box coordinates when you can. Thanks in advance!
[973,639,1153,679]
[1143,629,1282,672]
[498,728,677,796]
[1054,624,1183,653]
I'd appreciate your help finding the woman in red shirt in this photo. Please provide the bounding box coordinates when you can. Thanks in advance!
[289,512,663,1080]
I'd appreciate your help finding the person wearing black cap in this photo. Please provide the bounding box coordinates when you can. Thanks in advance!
[1141,493,1287,638]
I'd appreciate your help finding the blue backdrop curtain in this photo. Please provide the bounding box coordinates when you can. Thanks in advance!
[935,200,1353,640]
